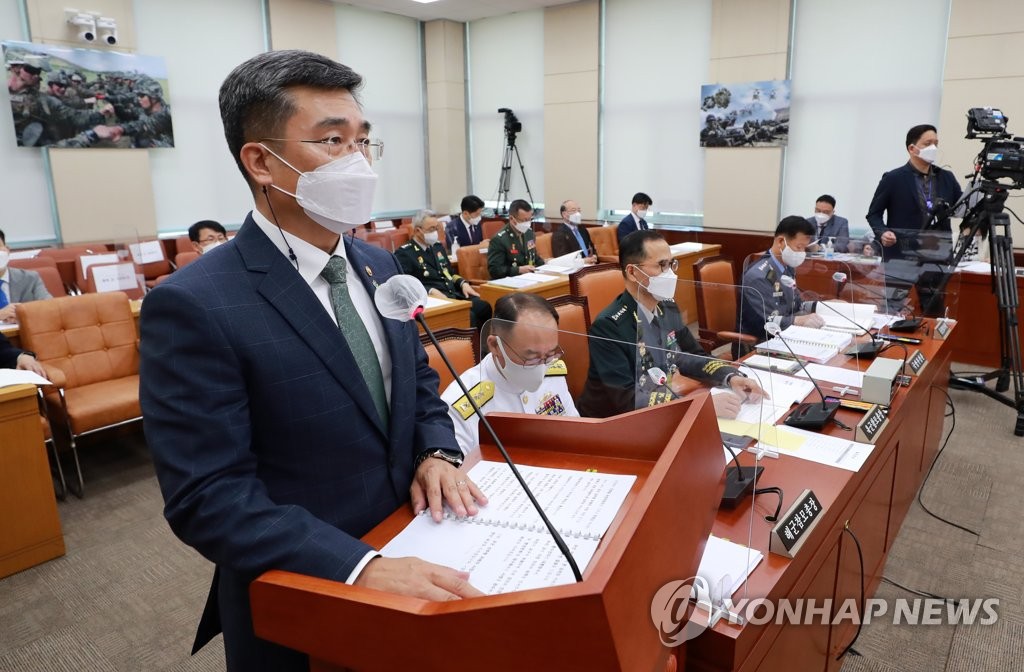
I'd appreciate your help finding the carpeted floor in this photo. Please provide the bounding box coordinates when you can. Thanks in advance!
[0,373,1021,671]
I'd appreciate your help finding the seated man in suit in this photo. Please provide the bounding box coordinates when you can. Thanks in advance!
[579,230,763,419]
[395,209,492,328]
[445,194,486,249]
[551,199,597,263]
[188,220,229,255]
[739,215,826,342]
[139,50,488,672]
[0,332,46,377]
[0,229,52,323]
[615,191,653,244]
[442,292,577,454]
[487,198,545,279]
[806,194,852,253]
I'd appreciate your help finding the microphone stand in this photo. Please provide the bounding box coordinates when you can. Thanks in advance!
[721,442,763,508]
[765,324,840,429]
[414,310,583,582]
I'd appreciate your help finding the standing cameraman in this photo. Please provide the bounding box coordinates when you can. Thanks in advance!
[866,124,963,261]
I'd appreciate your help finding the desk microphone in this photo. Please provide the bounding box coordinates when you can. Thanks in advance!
[721,441,763,508]
[374,274,582,582]
[764,321,839,430]
[818,276,882,358]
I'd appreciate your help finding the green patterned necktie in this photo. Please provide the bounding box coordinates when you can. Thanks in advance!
[320,255,389,427]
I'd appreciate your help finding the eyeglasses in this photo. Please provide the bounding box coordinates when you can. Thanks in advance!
[260,135,383,160]
[642,259,680,273]
[498,337,564,367]
[198,235,227,245]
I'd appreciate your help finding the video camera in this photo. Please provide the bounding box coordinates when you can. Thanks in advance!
[498,107,522,140]
[966,107,1024,185]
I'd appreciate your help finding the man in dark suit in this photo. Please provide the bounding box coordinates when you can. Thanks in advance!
[866,124,962,262]
[445,194,485,249]
[551,199,597,263]
[395,209,491,327]
[578,230,762,419]
[805,194,853,253]
[0,228,52,323]
[139,51,487,672]
[615,192,653,244]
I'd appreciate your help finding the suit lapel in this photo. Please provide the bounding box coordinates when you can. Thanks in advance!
[235,220,387,437]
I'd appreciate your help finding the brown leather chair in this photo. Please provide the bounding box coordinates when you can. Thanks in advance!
[9,257,68,297]
[588,225,619,263]
[535,232,553,261]
[547,295,592,401]
[174,235,194,255]
[419,327,480,394]
[482,218,506,240]
[569,263,625,317]
[175,251,200,268]
[455,241,491,284]
[38,245,102,292]
[84,263,145,300]
[132,241,173,289]
[694,255,756,358]
[15,292,141,497]
[363,231,395,251]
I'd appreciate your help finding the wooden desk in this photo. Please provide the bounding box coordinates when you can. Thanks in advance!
[673,243,722,323]
[418,298,471,334]
[477,275,571,308]
[687,321,953,671]
[2,297,143,349]
[948,270,1024,367]
[0,385,64,578]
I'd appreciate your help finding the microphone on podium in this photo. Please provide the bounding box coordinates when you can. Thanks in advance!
[764,321,840,430]
[374,275,583,582]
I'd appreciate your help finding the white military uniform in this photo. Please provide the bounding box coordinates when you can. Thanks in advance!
[441,353,579,454]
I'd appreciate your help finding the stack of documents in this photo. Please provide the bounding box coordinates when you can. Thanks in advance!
[756,325,852,364]
[815,301,876,333]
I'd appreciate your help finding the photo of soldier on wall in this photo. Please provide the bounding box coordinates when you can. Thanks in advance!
[3,40,173,149]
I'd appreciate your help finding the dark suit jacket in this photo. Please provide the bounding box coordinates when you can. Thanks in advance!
[0,332,26,368]
[445,217,483,248]
[616,213,648,244]
[551,224,594,258]
[866,163,962,261]
[806,214,851,252]
[577,290,736,418]
[139,216,457,671]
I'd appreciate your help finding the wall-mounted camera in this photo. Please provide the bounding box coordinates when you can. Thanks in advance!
[65,10,96,42]
[96,17,118,46]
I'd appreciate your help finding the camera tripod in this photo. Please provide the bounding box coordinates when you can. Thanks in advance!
[931,181,1024,436]
[495,131,534,215]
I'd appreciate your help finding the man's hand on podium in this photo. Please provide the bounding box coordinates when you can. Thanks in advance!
[410,458,488,522]
[354,556,485,601]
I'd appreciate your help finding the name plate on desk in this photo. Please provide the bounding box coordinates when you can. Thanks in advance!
[855,405,889,444]
[934,318,954,340]
[769,489,823,558]
[905,350,928,376]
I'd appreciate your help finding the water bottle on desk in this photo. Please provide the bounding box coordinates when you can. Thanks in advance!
[825,237,835,259]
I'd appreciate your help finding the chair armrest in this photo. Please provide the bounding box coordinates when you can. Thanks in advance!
[467,279,489,287]
[41,363,67,390]
[717,331,757,345]
[597,255,618,264]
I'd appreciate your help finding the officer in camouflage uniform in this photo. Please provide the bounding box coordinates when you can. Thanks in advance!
[113,78,173,147]
[578,230,764,419]
[486,198,545,279]
[395,210,492,328]
[738,215,826,342]
[8,54,106,146]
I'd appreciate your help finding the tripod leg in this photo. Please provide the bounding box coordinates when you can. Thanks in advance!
[512,145,535,206]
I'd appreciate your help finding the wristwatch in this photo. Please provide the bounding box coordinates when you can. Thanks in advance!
[723,371,747,387]
[414,448,464,471]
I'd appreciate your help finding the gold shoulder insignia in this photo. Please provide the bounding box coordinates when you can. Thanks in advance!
[545,359,568,377]
[452,381,495,420]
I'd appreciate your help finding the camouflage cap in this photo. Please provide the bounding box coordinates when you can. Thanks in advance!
[136,79,164,100]
[22,54,51,73]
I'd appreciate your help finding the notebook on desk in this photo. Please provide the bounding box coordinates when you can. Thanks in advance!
[756,325,852,364]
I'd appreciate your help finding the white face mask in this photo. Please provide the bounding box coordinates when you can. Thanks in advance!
[636,266,677,302]
[468,215,482,226]
[916,144,938,165]
[780,240,806,268]
[568,212,582,225]
[0,249,8,270]
[200,241,224,254]
[813,212,830,225]
[263,145,378,234]
[636,209,648,220]
[513,219,532,234]
[495,337,547,392]
[423,231,439,246]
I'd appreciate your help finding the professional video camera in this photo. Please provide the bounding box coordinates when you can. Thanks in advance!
[965,107,1024,185]
[498,107,522,141]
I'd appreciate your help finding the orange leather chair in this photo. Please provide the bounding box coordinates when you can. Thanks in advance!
[419,327,480,394]
[587,225,620,263]
[9,258,68,297]
[694,255,756,358]
[535,232,553,261]
[16,292,142,497]
[482,218,506,240]
[363,231,395,251]
[455,241,491,285]
[569,263,625,317]
[38,245,102,293]
[547,295,592,401]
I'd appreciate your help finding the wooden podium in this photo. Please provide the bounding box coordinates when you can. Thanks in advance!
[250,395,727,672]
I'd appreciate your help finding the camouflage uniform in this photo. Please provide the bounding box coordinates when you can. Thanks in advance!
[120,80,173,147]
